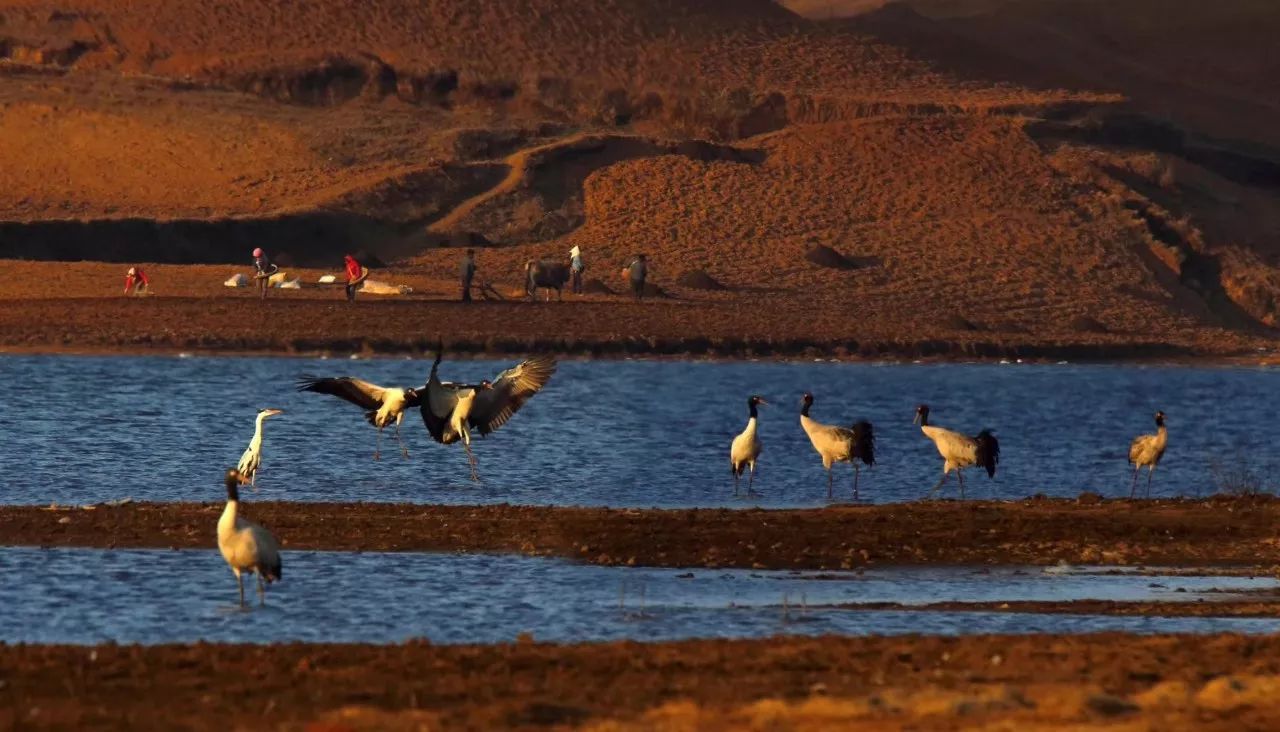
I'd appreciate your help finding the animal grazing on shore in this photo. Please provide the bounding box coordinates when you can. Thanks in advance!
[914,404,999,499]
[730,395,768,495]
[799,393,876,500]
[1128,410,1167,498]
[218,468,282,607]
[525,259,570,301]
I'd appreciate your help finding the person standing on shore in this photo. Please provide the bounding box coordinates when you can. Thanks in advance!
[252,248,272,299]
[344,254,363,302]
[461,248,477,303]
[569,245,585,295]
[627,253,648,300]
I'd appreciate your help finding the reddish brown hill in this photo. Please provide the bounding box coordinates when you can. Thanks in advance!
[0,0,1276,346]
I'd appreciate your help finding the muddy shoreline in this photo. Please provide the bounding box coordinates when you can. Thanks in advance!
[7,633,1280,730]
[6,498,1280,569]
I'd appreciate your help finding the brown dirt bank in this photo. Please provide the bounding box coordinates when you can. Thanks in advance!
[7,497,1280,569]
[8,633,1280,730]
[841,599,1280,617]
[1,258,1274,360]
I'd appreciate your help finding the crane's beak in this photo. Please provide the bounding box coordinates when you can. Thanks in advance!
[912,413,921,425]
[266,409,284,417]
[757,398,770,406]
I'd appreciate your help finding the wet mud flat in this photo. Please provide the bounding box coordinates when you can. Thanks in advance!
[7,633,1280,730]
[0,294,1269,362]
[5,497,1280,569]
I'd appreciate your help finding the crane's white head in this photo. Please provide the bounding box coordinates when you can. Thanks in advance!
[913,404,930,425]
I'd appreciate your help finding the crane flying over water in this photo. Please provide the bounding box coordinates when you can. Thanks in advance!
[296,376,420,460]
[421,343,557,481]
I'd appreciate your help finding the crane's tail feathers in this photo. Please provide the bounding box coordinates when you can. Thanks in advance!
[975,430,1000,478]
[851,420,876,467]
[732,462,746,477]
[261,561,282,583]
[364,410,378,426]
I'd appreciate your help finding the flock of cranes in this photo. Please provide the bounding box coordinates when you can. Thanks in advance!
[218,344,557,606]
[219,344,1171,607]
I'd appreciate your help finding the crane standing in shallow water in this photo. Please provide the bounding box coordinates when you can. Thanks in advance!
[236,408,283,488]
[914,404,999,499]
[218,468,282,607]
[1128,410,1167,498]
[799,393,876,500]
[730,395,768,495]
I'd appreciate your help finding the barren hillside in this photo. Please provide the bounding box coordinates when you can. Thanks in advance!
[0,0,1276,350]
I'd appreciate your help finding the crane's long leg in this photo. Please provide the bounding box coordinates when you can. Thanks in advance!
[957,470,966,500]
[463,443,480,482]
[1146,466,1156,499]
[928,471,949,499]
[1129,466,1139,499]
[257,574,266,607]
[827,469,834,500]
[853,465,861,502]
[235,570,245,608]
[374,426,383,461]
[733,467,740,496]
[395,421,410,459]
[748,465,757,495]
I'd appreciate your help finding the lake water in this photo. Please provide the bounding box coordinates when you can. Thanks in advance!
[1,354,1276,506]
[3,548,1277,644]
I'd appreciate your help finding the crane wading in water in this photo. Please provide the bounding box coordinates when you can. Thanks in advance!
[296,376,420,460]
[422,342,557,481]
[914,404,999,499]
[1128,410,1167,498]
[218,468,282,607]
[236,408,283,488]
[730,395,768,495]
[799,393,876,500]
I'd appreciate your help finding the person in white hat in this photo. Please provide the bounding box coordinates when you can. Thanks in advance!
[569,245,585,294]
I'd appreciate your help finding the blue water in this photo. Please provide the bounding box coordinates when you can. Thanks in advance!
[1,354,1277,506]
[2,548,1276,644]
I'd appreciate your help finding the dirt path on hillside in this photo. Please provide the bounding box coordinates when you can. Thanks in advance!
[7,633,1280,730]
[6,497,1280,569]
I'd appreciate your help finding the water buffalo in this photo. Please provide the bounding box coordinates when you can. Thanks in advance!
[525,259,570,301]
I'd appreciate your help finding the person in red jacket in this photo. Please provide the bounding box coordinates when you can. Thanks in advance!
[123,266,150,296]
[344,254,363,302]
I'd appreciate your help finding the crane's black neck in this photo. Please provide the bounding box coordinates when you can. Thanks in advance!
[1155,415,1165,428]
[918,412,929,426]
[748,400,759,419]
[800,402,811,417]
[225,475,240,502]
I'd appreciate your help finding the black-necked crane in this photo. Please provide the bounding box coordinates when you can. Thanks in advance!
[421,344,557,481]
[730,395,768,495]
[236,408,283,489]
[913,404,999,499]
[799,393,875,500]
[296,376,419,460]
[218,468,282,607]
[1128,410,1167,498]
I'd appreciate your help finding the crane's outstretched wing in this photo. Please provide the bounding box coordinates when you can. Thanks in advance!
[468,355,557,436]
[296,376,388,410]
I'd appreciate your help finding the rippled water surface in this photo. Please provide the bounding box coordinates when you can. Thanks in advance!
[3,548,1277,644]
[1,354,1277,506]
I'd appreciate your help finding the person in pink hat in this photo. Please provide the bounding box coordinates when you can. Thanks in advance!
[252,247,272,299]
